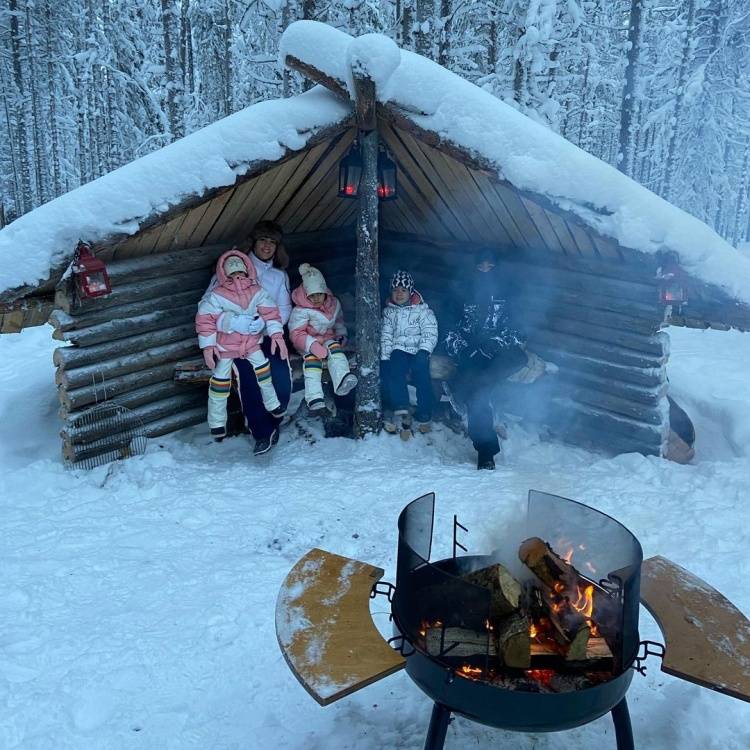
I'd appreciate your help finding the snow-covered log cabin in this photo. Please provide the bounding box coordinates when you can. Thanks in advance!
[1,21,750,466]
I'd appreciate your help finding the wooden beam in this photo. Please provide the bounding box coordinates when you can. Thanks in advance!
[353,72,381,436]
[284,55,349,101]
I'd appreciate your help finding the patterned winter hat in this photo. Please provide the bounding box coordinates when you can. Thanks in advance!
[299,263,327,295]
[391,270,414,292]
[224,255,248,276]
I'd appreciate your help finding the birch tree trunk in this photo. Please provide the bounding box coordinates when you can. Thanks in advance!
[161,0,183,140]
[45,0,62,196]
[8,0,32,213]
[661,0,697,201]
[617,0,644,176]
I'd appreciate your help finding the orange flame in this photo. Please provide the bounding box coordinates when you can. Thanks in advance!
[529,622,538,638]
[457,665,483,680]
[571,585,595,619]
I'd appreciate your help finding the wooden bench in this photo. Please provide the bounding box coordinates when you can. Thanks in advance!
[275,548,405,705]
[174,351,456,386]
[640,555,750,702]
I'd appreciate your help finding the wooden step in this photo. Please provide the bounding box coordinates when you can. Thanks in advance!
[275,548,405,706]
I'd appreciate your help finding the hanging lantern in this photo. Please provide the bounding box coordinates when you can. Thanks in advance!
[656,255,687,306]
[73,241,111,299]
[377,147,397,201]
[338,141,363,199]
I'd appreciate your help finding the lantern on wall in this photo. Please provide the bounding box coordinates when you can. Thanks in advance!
[73,241,111,299]
[338,141,363,198]
[656,254,687,307]
[377,146,398,201]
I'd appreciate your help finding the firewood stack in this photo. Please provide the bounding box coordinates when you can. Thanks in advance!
[421,536,615,690]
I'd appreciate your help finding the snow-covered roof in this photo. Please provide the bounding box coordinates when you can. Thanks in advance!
[281,22,750,307]
[0,87,351,300]
[3,20,750,311]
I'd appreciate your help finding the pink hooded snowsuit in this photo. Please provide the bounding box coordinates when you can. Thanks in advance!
[288,284,347,355]
[195,249,283,358]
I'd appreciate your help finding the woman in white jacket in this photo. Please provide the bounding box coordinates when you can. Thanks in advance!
[380,270,438,434]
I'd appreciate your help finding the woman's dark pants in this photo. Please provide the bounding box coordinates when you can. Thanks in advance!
[233,338,292,440]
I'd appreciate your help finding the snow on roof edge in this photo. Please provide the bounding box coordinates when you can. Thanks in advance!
[0,86,351,298]
[281,21,750,308]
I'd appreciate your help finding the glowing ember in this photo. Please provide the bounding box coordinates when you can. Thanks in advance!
[529,622,538,638]
[525,669,556,687]
[457,665,483,680]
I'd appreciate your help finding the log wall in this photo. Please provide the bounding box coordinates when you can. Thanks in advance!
[51,244,229,464]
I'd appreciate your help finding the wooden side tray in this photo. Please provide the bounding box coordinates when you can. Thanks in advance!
[640,555,750,702]
[275,548,406,706]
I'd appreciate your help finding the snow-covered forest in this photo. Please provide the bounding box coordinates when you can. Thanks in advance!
[1,1,749,245]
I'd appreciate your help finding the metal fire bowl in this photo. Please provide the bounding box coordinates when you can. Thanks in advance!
[393,552,636,733]
[400,644,634,733]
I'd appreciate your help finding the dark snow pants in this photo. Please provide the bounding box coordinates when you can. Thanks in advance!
[233,338,292,440]
[454,352,523,458]
[383,349,433,422]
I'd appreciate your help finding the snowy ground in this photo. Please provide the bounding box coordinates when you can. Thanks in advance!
[1,324,749,749]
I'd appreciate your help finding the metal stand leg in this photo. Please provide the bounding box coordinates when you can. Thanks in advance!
[424,703,452,750]
[611,697,635,750]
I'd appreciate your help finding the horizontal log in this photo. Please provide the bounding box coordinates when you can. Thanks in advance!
[547,420,664,457]
[507,244,658,283]
[540,318,666,356]
[57,338,200,389]
[563,384,666,425]
[50,291,201,334]
[554,367,667,406]
[54,323,197,369]
[527,329,666,369]
[531,344,665,388]
[62,391,206,444]
[0,295,54,333]
[55,269,211,314]
[61,379,202,419]
[60,360,190,411]
[503,261,659,305]
[104,244,227,285]
[63,407,206,465]
[515,298,663,336]
[547,399,667,447]
[519,280,666,321]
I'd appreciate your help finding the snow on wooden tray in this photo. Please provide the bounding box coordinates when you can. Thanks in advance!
[640,555,750,703]
[275,548,405,706]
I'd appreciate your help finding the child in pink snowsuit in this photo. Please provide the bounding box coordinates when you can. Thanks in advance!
[288,263,357,411]
[195,250,289,439]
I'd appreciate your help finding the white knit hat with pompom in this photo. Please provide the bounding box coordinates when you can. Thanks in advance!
[299,263,327,295]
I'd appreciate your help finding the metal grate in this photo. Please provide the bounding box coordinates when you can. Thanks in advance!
[67,402,148,470]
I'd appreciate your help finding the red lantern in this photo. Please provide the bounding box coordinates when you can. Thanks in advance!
[73,241,111,299]
[377,147,397,201]
[338,142,363,199]
[656,255,687,306]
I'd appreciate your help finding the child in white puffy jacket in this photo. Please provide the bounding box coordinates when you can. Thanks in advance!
[288,263,357,411]
[380,270,438,434]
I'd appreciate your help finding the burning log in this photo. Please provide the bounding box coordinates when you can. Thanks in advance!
[462,563,523,619]
[519,537,585,590]
[530,638,613,671]
[424,627,496,659]
[496,613,531,669]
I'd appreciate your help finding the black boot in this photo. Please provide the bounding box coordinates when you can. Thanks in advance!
[253,427,279,456]
[210,426,226,443]
[477,451,496,470]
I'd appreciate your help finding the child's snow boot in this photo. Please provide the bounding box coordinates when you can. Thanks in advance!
[395,409,412,441]
[308,398,327,412]
[210,425,227,442]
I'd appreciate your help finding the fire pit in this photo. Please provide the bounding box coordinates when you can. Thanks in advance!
[276,491,750,749]
[391,490,641,747]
